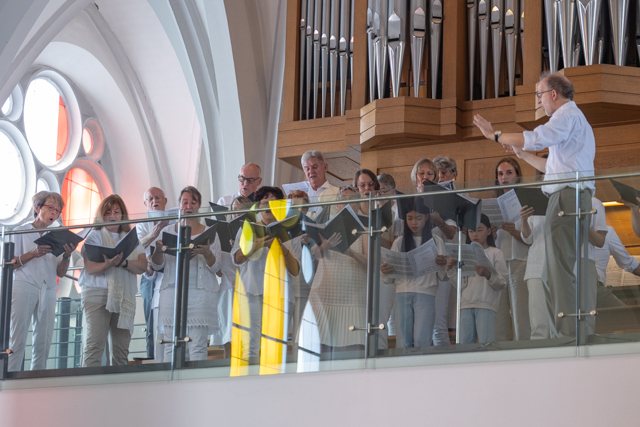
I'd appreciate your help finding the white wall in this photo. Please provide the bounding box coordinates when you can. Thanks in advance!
[2,347,640,426]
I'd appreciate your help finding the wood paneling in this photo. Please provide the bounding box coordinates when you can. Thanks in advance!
[277,2,640,256]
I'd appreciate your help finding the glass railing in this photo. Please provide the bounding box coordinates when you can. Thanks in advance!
[2,167,640,381]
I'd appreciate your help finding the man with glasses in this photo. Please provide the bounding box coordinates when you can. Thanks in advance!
[301,151,340,221]
[137,187,170,361]
[217,163,263,208]
[473,72,596,340]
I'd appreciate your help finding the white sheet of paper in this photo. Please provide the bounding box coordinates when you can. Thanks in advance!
[470,241,497,275]
[445,243,477,276]
[481,198,505,227]
[497,189,522,223]
[282,181,311,196]
[381,238,444,279]
[381,248,413,279]
[147,207,180,224]
[445,242,496,277]
[408,238,444,276]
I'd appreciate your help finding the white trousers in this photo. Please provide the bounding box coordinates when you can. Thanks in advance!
[8,281,56,371]
[163,325,210,362]
[508,260,531,340]
[527,278,550,340]
[153,308,165,363]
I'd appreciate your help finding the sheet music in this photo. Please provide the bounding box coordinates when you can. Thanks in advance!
[497,189,522,223]
[481,198,505,227]
[147,207,180,224]
[380,238,443,279]
[445,242,496,277]
[282,181,311,196]
[605,255,640,287]
[381,249,413,278]
[409,238,444,276]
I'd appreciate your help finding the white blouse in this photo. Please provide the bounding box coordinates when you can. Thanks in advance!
[12,223,61,289]
[80,229,144,289]
[231,227,299,297]
[150,225,222,293]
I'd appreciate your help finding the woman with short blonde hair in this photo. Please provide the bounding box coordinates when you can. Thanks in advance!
[8,191,76,371]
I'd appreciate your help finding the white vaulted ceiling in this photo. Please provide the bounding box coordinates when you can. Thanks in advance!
[0,0,296,211]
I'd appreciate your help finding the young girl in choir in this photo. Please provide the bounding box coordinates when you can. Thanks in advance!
[380,198,448,348]
[447,214,508,344]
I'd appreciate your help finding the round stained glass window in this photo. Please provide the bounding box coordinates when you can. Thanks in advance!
[82,128,93,154]
[24,78,69,167]
[36,178,50,193]
[1,95,12,116]
[61,167,102,227]
[0,131,25,219]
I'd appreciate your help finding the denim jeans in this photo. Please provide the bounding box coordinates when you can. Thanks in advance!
[139,274,155,359]
[394,293,436,348]
[432,280,451,346]
[460,308,497,344]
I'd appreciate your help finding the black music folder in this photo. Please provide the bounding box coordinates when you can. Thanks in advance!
[611,179,640,206]
[84,228,139,266]
[208,202,230,221]
[304,205,366,253]
[205,214,247,252]
[357,199,393,229]
[34,228,88,257]
[421,180,482,231]
[161,225,218,256]
[515,187,549,216]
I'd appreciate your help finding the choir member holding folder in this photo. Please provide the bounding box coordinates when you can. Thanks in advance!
[209,196,251,358]
[493,158,531,342]
[8,192,77,371]
[150,186,222,361]
[380,198,448,348]
[304,186,368,353]
[232,187,300,359]
[354,169,396,350]
[80,195,147,367]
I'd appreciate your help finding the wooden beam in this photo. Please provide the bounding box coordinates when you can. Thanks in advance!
[282,0,301,122]
[351,0,368,109]
[522,0,542,85]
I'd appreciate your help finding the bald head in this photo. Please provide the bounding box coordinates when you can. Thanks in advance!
[144,187,167,211]
[238,163,262,197]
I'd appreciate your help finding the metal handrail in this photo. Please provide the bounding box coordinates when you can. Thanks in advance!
[3,169,640,237]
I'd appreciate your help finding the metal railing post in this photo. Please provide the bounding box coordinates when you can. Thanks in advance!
[169,225,192,372]
[56,297,71,369]
[74,302,83,368]
[0,242,15,378]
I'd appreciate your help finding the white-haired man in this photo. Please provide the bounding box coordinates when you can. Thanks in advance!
[301,150,340,221]
[137,187,169,361]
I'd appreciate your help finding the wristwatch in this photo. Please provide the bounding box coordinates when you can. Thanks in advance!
[494,130,502,143]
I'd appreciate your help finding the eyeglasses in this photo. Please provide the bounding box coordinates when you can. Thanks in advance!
[357,181,376,190]
[535,89,553,99]
[43,204,61,215]
[238,176,259,184]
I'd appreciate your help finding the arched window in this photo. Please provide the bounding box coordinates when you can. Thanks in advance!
[0,69,112,229]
